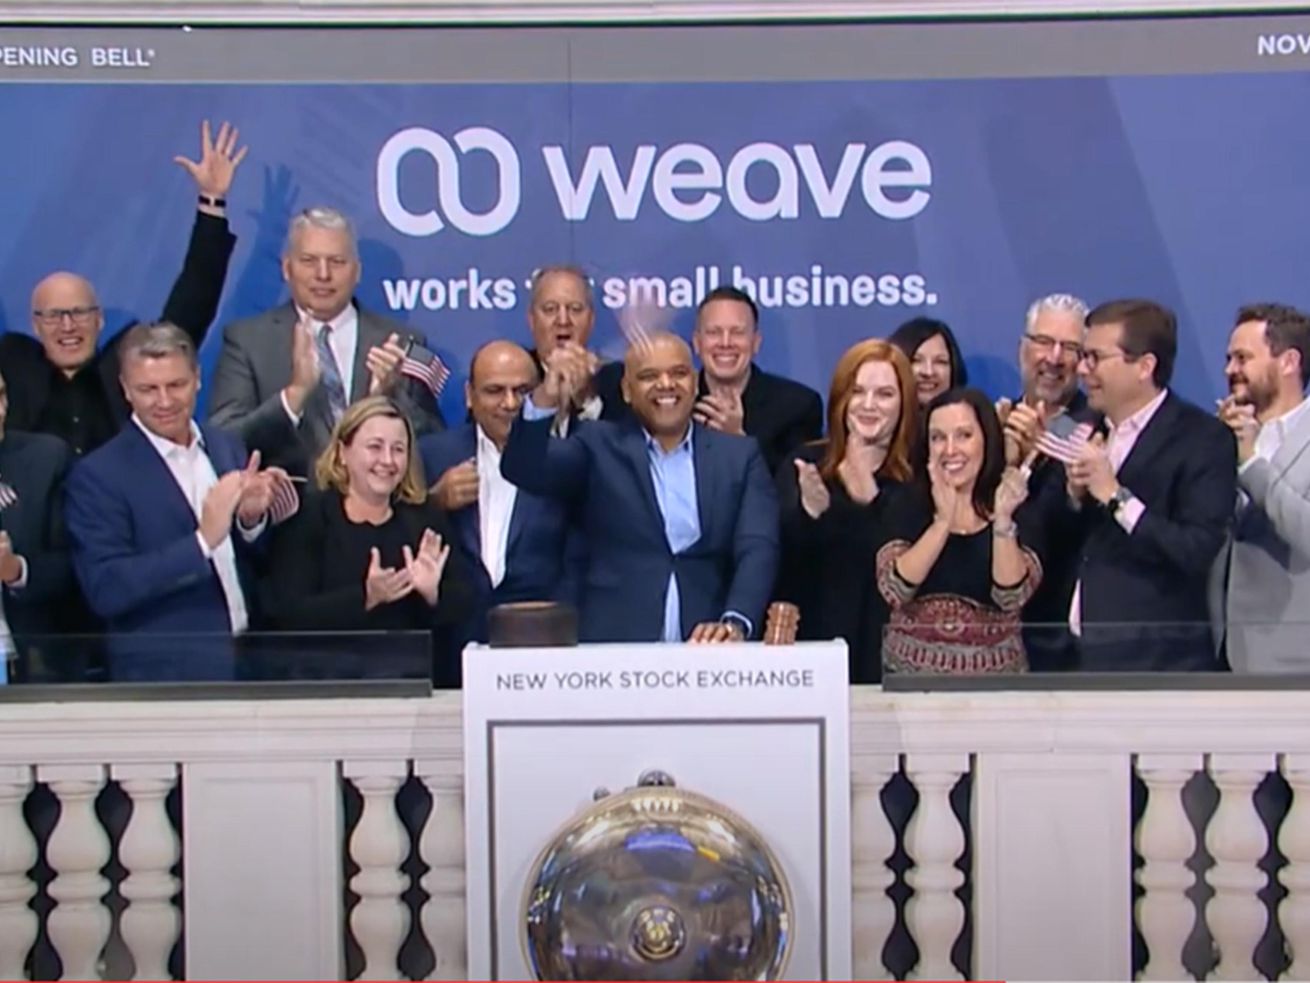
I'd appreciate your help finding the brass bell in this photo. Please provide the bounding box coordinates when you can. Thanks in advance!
[521,770,793,980]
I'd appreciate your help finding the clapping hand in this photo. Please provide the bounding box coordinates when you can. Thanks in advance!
[284,316,323,415]
[431,459,478,511]
[0,532,23,586]
[235,451,273,526]
[364,547,414,611]
[366,333,408,395]
[999,399,1045,467]
[793,459,831,519]
[993,465,1031,525]
[693,389,745,435]
[1218,396,1260,465]
[927,457,961,525]
[402,530,452,606]
[1066,433,1117,504]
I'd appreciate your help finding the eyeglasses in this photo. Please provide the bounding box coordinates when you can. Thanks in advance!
[1080,348,1139,370]
[33,305,100,328]
[1024,333,1084,360]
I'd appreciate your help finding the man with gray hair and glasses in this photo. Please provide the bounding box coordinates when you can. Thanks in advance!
[208,206,446,476]
[995,292,1099,671]
[0,120,245,458]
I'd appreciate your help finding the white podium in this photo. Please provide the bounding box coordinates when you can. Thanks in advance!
[462,641,852,981]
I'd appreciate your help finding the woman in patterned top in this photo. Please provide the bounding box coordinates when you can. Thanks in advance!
[876,387,1043,674]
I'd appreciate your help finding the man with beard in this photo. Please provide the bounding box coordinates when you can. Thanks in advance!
[995,293,1095,670]
[1211,304,1310,672]
[502,331,778,643]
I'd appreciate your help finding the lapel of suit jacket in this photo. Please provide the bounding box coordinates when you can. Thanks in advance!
[1266,398,1310,478]
[692,424,716,546]
[0,439,29,536]
[620,425,666,540]
[122,424,202,532]
[199,424,239,475]
[1116,391,1180,491]
[739,364,764,433]
[351,306,393,402]
[451,425,483,560]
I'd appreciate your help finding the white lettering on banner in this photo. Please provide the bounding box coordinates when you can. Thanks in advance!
[377,126,933,235]
[1257,33,1310,56]
[376,126,521,237]
[0,46,78,67]
[542,145,657,220]
[378,263,939,314]
[543,138,932,224]
[89,47,153,68]
[381,268,516,311]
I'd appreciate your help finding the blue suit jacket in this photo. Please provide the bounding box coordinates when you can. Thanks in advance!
[419,423,579,641]
[65,421,259,679]
[501,415,779,642]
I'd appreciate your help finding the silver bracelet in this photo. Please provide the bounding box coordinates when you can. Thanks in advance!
[993,520,1018,539]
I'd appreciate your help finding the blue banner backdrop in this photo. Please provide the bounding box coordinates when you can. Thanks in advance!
[2,73,1310,422]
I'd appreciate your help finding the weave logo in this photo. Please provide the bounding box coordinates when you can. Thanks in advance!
[377,125,933,237]
[376,126,521,237]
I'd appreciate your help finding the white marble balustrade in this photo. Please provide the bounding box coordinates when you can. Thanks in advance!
[0,690,1304,979]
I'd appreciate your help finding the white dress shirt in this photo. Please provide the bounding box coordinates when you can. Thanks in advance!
[1070,387,1169,634]
[476,426,518,588]
[134,417,252,634]
[281,304,360,425]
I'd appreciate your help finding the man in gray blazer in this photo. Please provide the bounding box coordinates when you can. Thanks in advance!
[1212,303,1310,672]
[207,206,444,476]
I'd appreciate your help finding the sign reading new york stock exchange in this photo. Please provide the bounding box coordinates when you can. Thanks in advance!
[462,642,852,981]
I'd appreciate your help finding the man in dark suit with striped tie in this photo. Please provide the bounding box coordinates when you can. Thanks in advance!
[207,206,446,477]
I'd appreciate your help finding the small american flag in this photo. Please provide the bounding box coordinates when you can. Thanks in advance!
[0,478,17,511]
[400,337,451,397]
[267,474,300,525]
[1035,418,1094,464]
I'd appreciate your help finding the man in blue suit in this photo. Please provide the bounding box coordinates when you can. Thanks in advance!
[65,323,288,680]
[420,340,578,642]
[502,331,779,643]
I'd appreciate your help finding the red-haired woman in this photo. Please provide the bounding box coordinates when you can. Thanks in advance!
[774,339,917,682]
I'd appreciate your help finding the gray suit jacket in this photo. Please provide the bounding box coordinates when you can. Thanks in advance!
[206,302,445,476]
[1209,402,1310,672]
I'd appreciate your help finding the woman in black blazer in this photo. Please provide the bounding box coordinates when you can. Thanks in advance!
[775,339,918,683]
[265,395,473,685]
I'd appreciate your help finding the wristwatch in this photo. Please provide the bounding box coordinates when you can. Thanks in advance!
[1106,485,1133,516]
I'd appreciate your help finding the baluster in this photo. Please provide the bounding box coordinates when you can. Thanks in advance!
[343,761,410,981]
[112,764,180,981]
[1204,753,1274,981]
[415,762,465,981]
[903,753,968,981]
[0,766,36,980]
[1135,754,1202,982]
[1279,755,1310,981]
[851,754,897,981]
[39,764,110,981]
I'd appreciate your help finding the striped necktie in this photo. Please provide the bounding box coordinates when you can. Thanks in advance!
[314,323,348,424]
